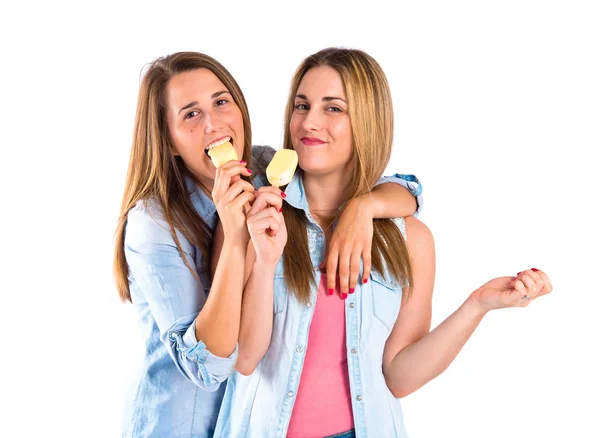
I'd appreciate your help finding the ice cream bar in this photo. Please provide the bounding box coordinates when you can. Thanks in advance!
[266,149,298,187]
[207,141,238,168]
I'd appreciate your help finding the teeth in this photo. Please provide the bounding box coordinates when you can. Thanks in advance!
[206,137,232,151]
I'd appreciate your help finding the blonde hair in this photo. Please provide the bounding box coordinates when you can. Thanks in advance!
[114,52,253,302]
[282,48,413,303]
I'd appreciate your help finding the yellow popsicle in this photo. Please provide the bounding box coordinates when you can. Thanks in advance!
[266,149,298,187]
[207,141,238,168]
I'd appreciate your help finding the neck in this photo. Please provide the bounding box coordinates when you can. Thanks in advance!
[303,168,352,223]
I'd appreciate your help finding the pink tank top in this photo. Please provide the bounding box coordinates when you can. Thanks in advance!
[286,274,354,437]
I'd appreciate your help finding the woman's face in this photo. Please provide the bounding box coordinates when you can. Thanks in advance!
[166,68,244,188]
[290,66,353,177]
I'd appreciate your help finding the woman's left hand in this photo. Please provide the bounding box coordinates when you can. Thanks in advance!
[468,268,553,313]
[325,197,373,298]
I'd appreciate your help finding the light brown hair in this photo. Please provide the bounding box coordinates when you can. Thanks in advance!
[282,48,413,303]
[114,52,253,302]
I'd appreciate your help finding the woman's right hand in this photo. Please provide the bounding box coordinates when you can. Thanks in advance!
[246,186,287,266]
[212,160,255,245]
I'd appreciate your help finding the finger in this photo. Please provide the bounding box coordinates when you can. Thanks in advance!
[213,163,252,201]
[520,273,541,299]
[226,191,256,212]
[247,192,283,216]
[348,247,362,294]
[247,216,281,235]
[532,268,553,296]
[361,244,372,285]
[326,245,339,296]
[257,185,287,200]
[337,243,351,298]
[218,179,256,207]
[247,206,280,224]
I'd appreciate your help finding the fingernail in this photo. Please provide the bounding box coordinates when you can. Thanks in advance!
[363,279,368,284]
[281,192,286,198]
[341,293,348,300]
[532,268,540,272]
[278,207,283,213]
[349,288,355,294]
[517,272,522,275]
[239,160,246,164]
[246,168,252,174]
[328,288,334,296]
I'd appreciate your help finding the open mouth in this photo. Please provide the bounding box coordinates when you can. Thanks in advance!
[204,136,233,156]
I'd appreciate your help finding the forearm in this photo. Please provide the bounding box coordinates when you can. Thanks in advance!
[385,298,487,397]
[361,183,417,219]
[195,239,247,358]
[236,262,276,375]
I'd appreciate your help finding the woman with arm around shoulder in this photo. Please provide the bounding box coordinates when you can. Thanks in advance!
[215,48,553,438]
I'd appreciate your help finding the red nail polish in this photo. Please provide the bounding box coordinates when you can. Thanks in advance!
[341,293,348,300]
[328,288,334,296]
[349,288,355,294]
[532,268,540,272]
[278,207,283,213]
[363,279,368,284]
[517,272,522,276]
[281,192,287,198]
[247,168,252,174]
[239,160,246,164]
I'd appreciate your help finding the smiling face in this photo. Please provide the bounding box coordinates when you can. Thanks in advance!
[166,68,244,188]
[289,66,353,178]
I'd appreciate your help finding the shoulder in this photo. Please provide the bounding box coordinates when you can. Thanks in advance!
[403,216,434,254]
[125,200,190,251]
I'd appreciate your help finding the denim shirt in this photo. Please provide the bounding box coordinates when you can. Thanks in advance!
[122,145,422,437]
[214,172,414,438]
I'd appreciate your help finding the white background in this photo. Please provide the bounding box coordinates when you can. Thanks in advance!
[1,1,599,437]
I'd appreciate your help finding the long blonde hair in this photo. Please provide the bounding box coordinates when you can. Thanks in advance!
[282,48,413,303]
[114,52,253,302]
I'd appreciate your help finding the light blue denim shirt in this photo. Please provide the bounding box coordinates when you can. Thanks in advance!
[215,171,413,438]
[122,146,422,438]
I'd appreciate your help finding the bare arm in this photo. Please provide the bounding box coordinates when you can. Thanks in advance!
[383,217,553,398]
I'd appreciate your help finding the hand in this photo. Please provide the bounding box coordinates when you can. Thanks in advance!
[325,196,373,298]
[246,186,287,266]
[212,160,255,245]
[468,268,553,314]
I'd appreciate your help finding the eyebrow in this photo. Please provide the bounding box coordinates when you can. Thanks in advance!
[178,91,231,115]
[295,94,347,104]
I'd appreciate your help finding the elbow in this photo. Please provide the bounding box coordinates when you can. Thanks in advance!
[234,353,260,376]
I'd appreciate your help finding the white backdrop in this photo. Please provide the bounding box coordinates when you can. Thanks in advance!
[1,1,599,437]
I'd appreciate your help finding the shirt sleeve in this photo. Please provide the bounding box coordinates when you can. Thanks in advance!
[374,173,424,217]
[124,203,237,391]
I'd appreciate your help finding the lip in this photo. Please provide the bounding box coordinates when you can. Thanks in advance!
[301,137,326,146]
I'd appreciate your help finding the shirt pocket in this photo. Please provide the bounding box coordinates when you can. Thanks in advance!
[370,270,403,330]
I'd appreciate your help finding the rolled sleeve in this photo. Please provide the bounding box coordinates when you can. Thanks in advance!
[166,317,238,391]
[125,202,236,391]
[375,173,424,216]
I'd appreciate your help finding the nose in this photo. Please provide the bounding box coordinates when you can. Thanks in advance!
[203,111,221,134]
[301,109,320,132]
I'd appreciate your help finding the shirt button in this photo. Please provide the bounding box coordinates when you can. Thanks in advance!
[356,395,363,401]
[306,301,312,307]
[318,231,324,237]
[349,302,355,308]
[169,332,177,340]
[392,281,398,287]
[287,391,294,397]
[296,347,304,353]
[351,348,357,354]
